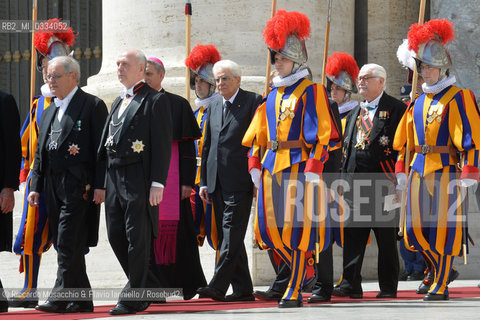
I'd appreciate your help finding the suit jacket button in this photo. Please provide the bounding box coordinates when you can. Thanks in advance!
[64,155,68,159]
[128,139,131,142]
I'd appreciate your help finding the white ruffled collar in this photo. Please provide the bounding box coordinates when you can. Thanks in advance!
[195,92,220,108]
[272,68,310,88]
[338,100,358,115]
[41,83,54,98]
[422,75,456,94]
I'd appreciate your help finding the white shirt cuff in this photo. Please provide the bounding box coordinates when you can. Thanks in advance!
[151,182,164,188]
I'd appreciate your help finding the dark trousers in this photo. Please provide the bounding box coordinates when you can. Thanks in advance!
[342,226,399,293]
[312,243,334,297]
[44,170,91,304]
[0,278,6,310]
[105,163,153,307]
[209,180,253,295]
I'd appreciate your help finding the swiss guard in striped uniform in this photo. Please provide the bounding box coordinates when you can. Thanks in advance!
[242,9,340,308]
[186,44,221,252]
[10,20,76,308]
[394,19,480,301]
[325,52,359,134]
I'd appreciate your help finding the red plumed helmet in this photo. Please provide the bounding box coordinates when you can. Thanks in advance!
[407,18,454,70]
[263,9,310,65]
[185,44,221,72]
[185,44,221,94]
[407,18,454,52]
[326,52,359,91]
[33,18,76,71]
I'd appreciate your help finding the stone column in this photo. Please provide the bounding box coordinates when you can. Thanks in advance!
[367,0,419,99]
[84,0,354,285]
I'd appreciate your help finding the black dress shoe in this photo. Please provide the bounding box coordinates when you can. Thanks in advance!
[196,286,225,301]
[417,273,433,294]
[278,299,303,308]
[35,301,67,313]
[8,296,38,308]
[423,293,449,301]
[109,303,137,315]
[376,291,397,299]
[307,293,331,303]
[332,287,363,299]
[65,301,94,313]
[253,289,283,301]
[225,293,255,302]
[0,306,7,313]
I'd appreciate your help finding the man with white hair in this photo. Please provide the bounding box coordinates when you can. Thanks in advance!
[28,56,108,313]
[197,59,261,302]
[335,63,405,299]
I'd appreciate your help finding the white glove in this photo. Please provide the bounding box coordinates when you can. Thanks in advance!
[396,172,407,191]
[461,178,477,188]
[19,182,26,194]
[305,172,320,183]
[250,168,261,189]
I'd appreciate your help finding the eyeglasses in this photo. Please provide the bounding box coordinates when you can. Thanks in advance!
[46,73,70,81]
[215,76,232,84]
[357,75,379,82]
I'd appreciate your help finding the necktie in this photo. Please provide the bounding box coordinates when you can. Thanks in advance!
[223,101,232,123]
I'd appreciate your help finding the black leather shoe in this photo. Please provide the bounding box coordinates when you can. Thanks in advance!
[253,289,283,301]
[417,273,433,294]
[109,303,137,315]
[8,296,38,308]
[332,287,363,299]
[407,270,425,281]
[65,301,94,313]
[278,299,303,308]
[376,291,397,299]
[307,294,331,303]
[196,286,225,301]
[225,293,255,302]
[423,293,449,301]
[35,301,67,313]
[0,306,7,313]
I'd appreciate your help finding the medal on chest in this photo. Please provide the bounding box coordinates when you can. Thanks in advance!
[131,139,145,153]
[68,143,80,156]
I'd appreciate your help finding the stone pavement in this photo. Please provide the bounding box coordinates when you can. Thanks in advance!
[2,190,480,319]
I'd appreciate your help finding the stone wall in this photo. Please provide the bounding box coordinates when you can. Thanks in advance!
[431,0,480,102]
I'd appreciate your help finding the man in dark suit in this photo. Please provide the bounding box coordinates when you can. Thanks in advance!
[98,50,172,315]
[28,56,108,313]
[0,91,21,313]
[197,60,261,302]
[334,63,405,299]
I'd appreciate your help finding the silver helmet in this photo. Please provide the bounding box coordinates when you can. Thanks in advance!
[326,70,357,94]
[269,34,308,74]
[413,40,452,76]
[190,62,216,97]
[35,37,72,72]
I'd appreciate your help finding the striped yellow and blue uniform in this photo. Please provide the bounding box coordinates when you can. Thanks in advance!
[192,103,218,254]
[243,78,340,301]
[13,95,53,298]
[394,85,480,295]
